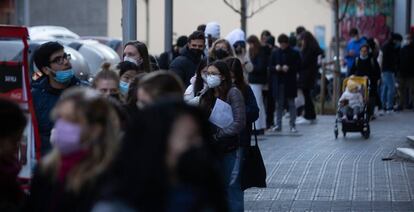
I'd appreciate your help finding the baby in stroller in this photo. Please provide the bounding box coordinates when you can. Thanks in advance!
[338,80,364,120]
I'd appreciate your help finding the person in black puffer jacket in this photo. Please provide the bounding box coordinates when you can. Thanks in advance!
[170,31,205,87]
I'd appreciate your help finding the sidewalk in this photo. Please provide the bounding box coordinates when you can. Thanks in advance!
[245,111,414,211]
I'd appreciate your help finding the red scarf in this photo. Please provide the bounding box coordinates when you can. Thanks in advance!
[58,150,89,183]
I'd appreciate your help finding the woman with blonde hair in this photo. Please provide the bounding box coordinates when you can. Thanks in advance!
[25,87,121,212]
[208,39,234,63]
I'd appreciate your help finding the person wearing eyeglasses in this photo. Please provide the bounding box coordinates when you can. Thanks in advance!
[31,41,88,155]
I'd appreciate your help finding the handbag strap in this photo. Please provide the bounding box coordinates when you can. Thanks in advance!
[252,122,258,146]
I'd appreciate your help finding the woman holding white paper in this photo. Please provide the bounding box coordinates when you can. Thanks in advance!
[199,60,246,212]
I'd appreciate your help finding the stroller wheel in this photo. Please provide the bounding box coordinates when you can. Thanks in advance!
[362,125,370,139]
[334,129,338,139]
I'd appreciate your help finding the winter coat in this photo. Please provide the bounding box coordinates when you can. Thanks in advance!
[399,43,414,78]
[31,76,88,155]
[381,41,400,73]
[269,47,301,99]
[339,90,363,109]
[345,37,367,70]
[298,47,323,89]
[158,50,180,70]
[248,47,268,84]
[350,56,381,82]
[169,47,202,87]
[216,87,246,138]
[24,158,108,212]
[240,86,259,147]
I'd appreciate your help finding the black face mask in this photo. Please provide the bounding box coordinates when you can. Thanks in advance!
[214,49,229,59]
[189,48,203,58]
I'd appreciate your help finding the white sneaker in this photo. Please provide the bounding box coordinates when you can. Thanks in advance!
[284,113,290,119]
[271,125,282,132]
[290,127,298,133]
[386,110,394,115]
[295,117,309,125]
[378,110,385,116]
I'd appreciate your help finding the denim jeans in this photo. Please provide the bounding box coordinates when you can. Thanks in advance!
[222,148,243,212]
[275,84,296,128]
[381,71,396,110]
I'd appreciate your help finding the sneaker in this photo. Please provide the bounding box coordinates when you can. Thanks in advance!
[290,127,298,133]
[284,113,290,119]
[353,114,358,120]
[378,110,385,116]
[386,110,394,115]
[271,125,282,132]
[296,117,309,125]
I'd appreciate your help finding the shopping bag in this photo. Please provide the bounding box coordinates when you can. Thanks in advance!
[241,123,267,191]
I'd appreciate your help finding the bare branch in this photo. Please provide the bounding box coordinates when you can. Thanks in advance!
[223,0,242,15]
[338,0,351,22]
[246,0,278,18]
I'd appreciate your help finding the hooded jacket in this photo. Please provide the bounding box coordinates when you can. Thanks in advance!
[31,76,88,155]
[169,46,202,87]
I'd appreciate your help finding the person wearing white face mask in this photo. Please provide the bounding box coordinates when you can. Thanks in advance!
[198,61,246,212]
[123,41,153,72]
[25,87,121,212]
[349,44,381,119]
[184,61,209,105]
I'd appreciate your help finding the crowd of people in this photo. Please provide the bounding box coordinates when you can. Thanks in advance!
[1,21,413,212]
[344,28,414,119]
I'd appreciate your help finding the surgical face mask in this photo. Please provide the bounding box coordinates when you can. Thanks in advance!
[53,69,74,84]
[206,75,221,88]
[50,119,83,155]
[124,56,143,66]
[119,81,129,95]
[201,73,208,82]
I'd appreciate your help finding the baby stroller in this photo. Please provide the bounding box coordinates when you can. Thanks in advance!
[334,76,370,139]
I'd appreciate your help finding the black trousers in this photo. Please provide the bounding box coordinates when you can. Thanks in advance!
[263,90,275,128]
[302,89,316,120]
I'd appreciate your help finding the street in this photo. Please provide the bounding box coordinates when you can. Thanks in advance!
[246,112,414,211]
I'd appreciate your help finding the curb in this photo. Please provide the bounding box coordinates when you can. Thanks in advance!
[407,136,414,147]
[396,147,414,162]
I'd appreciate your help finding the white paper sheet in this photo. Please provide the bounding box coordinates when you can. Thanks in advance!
[209,98,234,128]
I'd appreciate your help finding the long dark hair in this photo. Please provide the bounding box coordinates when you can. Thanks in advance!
[300,31,320,53]
[108,100,226,211]
[193,60,207,95]
[200,61,232,114]
[124,41,152,72]
[247,35,261,59]
[224,57,248,98]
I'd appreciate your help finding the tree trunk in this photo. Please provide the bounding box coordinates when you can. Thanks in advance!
[241,0,247,33]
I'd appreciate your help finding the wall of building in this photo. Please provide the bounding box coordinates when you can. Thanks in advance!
[29,0,108,36]
[107,0,333,55]
[393,0,407,36]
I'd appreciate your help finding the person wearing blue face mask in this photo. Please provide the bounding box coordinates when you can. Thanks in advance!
[117,61,143,97]
[31,41,88,155]
[349,44,381,119]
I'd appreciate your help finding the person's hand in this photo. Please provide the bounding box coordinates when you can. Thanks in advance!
[349,50,355,56]
[282,65,289,72]
[275,65,281,71]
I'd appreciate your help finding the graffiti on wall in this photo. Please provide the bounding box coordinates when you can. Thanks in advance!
[340,0,394,44]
